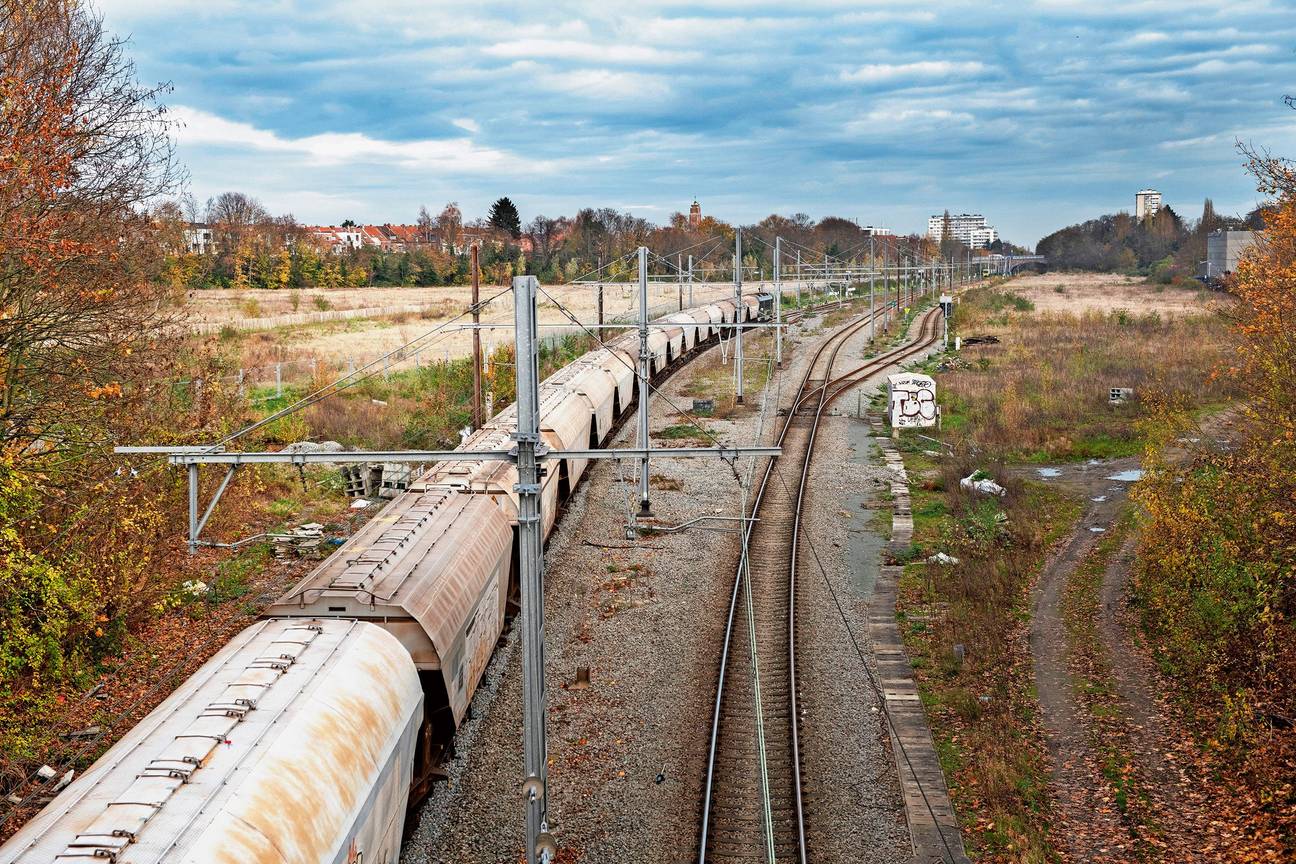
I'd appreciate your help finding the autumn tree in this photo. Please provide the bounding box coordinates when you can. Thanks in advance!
[0,0,250,733]
[938,210,958,259]
[1133,146,1296,842]
[435,201,462,249]
[525,215,568,274]
[0,0,183,458]
[416,204,434,244]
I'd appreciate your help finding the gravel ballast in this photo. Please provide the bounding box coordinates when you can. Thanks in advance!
[404,303,929,863]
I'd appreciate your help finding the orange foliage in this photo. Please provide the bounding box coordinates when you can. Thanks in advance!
[1133,153,1296,853]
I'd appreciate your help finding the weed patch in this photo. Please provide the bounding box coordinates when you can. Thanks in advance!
[897,449,1083,862]
[936,284,1235,462]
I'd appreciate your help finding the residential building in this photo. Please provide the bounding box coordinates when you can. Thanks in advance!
[1203,229,1256,280]
[184,223,214,255]
[307,226,363,254]
[862,225,894,236]
[1135,188,1162,220]
[926,213,1000,248]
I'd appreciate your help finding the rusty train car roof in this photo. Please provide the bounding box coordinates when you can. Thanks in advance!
[4,619,421,864]
[268,491,510,655]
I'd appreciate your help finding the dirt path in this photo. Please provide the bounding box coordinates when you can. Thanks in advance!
[1028,458,1228,863]
[1029,460,1138,862]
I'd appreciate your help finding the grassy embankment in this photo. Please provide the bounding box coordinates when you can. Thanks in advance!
[242,331,600,449]
[886,279,1234,861]
[895,444,1077,861]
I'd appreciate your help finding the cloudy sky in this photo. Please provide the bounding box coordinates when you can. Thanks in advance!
[100,0,1296,245]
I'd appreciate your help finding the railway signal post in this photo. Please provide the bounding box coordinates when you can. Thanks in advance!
[513,275,558,864]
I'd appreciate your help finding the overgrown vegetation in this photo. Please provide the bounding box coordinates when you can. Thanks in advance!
[0,0,296,816]
[936,283,1235,461]
[896,445,1080,861]
[294,332,599,448]
[1131,150,1296,850]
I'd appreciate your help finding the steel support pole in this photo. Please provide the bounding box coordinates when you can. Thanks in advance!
[795,249,801,304]
[637,247,653,517]
[471,243,483,429]
[869,236,876,342]
[734,230,744,405]
[597,281,604,343]
[883,248,890,333]
[678,253,684,310]
[688,254,694,307]
[512,276,555,864]
[774,236,782,367]
[187,462,199,555]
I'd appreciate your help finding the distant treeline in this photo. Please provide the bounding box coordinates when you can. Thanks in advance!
[1036,200,1263,282]
[162,194,954,292]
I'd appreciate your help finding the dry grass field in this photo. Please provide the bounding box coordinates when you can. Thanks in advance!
[194,281,756,378]
[937,274,1236,461]
[1008,272,1219,316]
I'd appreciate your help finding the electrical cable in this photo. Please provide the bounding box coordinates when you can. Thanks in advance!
[533,283,747,483]
[763,401,961,864]
[210,284,515,448]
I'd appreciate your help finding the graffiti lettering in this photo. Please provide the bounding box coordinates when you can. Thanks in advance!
[888,375,938,429]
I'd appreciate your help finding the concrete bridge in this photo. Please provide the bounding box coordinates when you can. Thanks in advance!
[979,254,1047,275]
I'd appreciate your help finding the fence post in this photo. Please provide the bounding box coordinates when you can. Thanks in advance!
[275,363,282,397]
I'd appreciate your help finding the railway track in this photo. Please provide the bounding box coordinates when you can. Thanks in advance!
[698,303,944,864]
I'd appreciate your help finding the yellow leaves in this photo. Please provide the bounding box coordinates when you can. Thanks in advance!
[85,381,121,399]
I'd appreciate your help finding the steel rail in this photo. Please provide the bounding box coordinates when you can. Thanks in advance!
[698,300,879,864]
[822,306,944,407]
[698,298,944,864]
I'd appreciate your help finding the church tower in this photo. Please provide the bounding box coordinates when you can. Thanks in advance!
[688,199,701,229]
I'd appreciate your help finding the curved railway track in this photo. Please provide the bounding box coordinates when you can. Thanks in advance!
[698,303,944,864]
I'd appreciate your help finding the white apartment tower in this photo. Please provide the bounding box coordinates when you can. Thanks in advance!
[1135,189,1162,220]
[927,212,1000,248]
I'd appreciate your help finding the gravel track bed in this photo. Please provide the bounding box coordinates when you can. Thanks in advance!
[797,414,909,861]
[792,300,933,862]
[403,304,922,863]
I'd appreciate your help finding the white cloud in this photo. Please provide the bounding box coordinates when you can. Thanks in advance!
[483,39,697,65]
[527,67,672,102]
[839,61,988,84]
[1125,31,1170,44]
[451,117,481,133]
[835,9,938,23]
[172,106,551,174]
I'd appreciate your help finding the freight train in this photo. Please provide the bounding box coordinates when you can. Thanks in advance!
[1,296,761,864]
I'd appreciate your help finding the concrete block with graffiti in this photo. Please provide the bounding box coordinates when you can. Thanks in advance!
[887,372,939,428]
